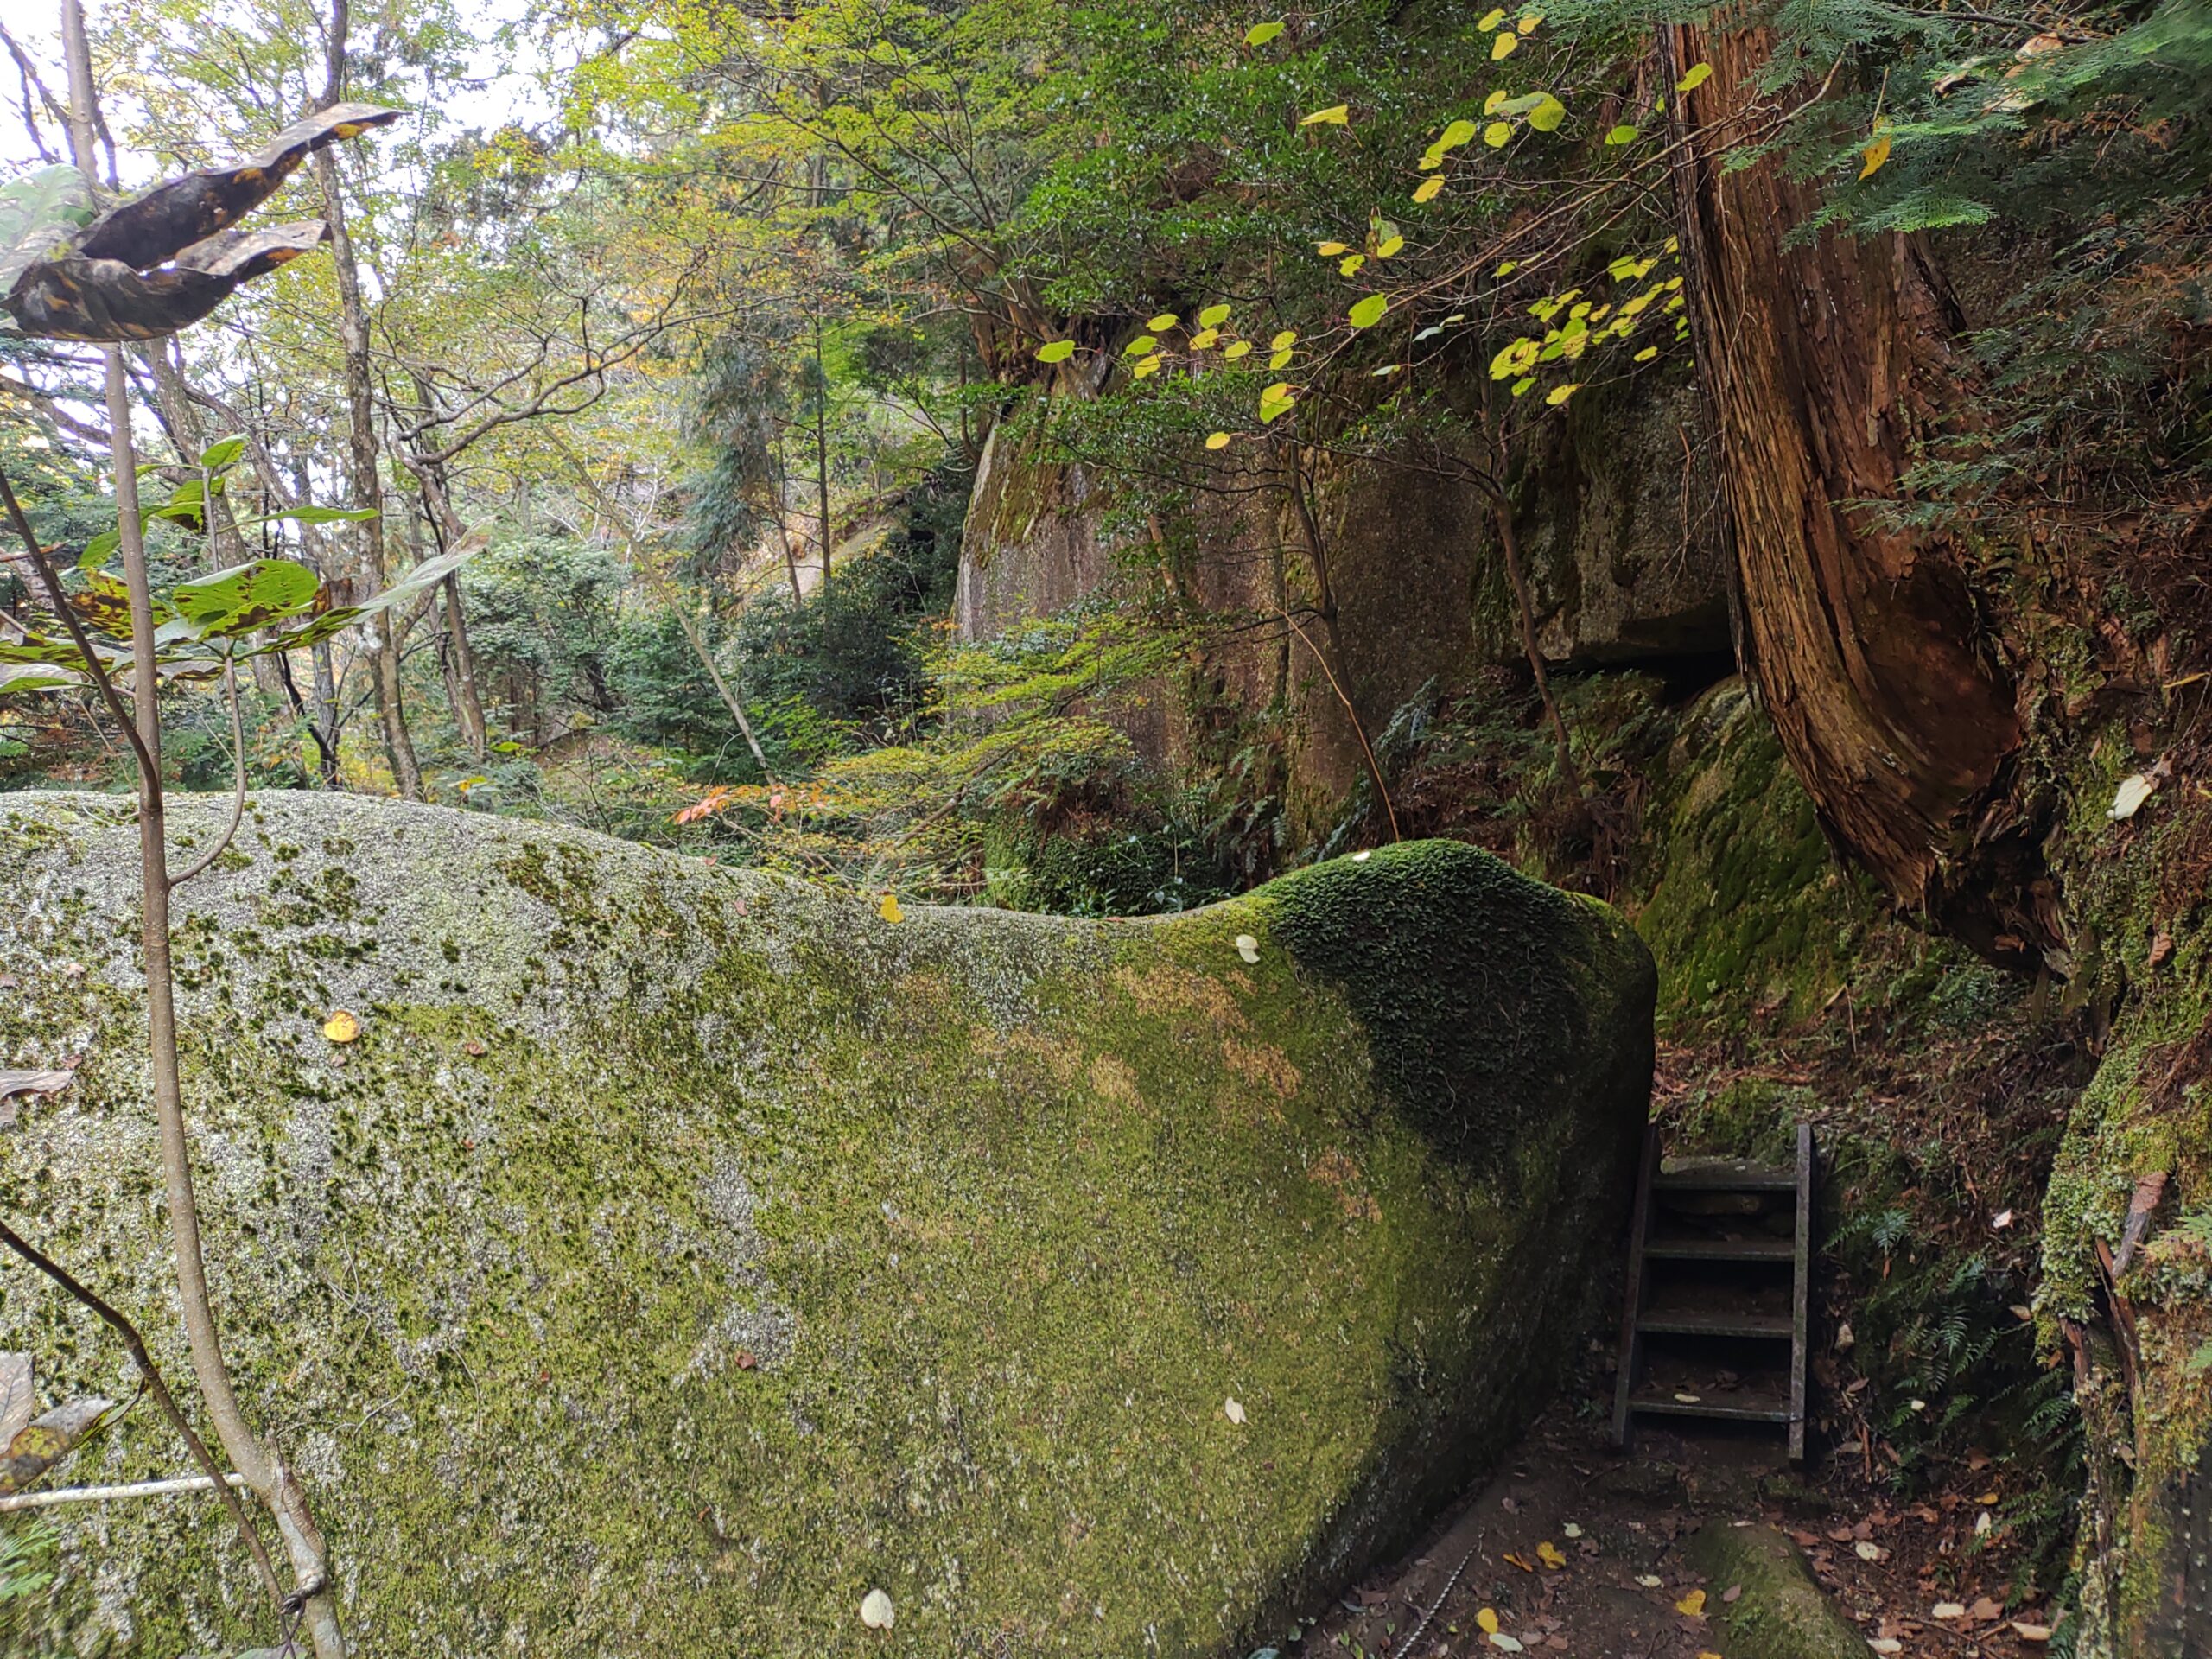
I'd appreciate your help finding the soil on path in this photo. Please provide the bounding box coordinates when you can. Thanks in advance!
[1299,1388,2061,1659]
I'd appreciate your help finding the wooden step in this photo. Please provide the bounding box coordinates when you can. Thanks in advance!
[1652,1158,1796,1194]
[1637,1308,1793,1339]
[1628,1389,1793,1425]
[1643,1236,1795,1262]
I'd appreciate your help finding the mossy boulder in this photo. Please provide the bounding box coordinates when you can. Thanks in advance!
[0,792,1653,1657]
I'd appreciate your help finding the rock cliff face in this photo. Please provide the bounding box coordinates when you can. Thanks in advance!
[0,791,1653,1657]
[954,369,1729,818]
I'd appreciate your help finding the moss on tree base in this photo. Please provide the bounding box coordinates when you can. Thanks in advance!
[0,796,1652,1656]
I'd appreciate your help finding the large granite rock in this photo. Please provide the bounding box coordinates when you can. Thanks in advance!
[0,792,1652,1656]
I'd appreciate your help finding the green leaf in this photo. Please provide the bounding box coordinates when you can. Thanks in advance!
[1258,384,1296,423]
[1300,104,1350,127]
[171,558,321,638]
[1510,376,1536,397]
[1604,124,1639,144]
[1675,61,1713,93]
[1244,20,1285,45]
[1146,312,1179,331]
[234,505,378,529]
[0,662,89,696]
[76,529,119,572]
[1036,340,1076,363]
[1124,334,1160,357]
[197,435,247,473]
[1528,94,1567,132]
[1347,294,1388,329]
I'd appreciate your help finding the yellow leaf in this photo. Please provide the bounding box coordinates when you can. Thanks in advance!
[1413,175,1445,202]
[1492,31,1519,59]
[1192,327,1221,348]
[1676,1589,1707,1618]
[1338,253,1366,276]
[1301,103,1350,126]
[1698,1653,1724,1659]
[1484,121,1512,147]
[1270,329,1297,350]
[1545,381,1580,405]
[879,894,905,924]
[1478,1609,1501,1635]
[1518,12,1541,33]
[1536,1541,1567,1569]
[1478,6,1504,26]
[1147,312,1179,331]
[1484,88,1509,113]
[1375,234,1404,257]
[322,1009,360,1044]
[1268,347,1294,369]
[1223,340,1253,359]
[1505,1551,1536,1571]
[1860,117,1892,179]
[1205,432,1232,449]
[1318,240,1350,255]
[1132,356,1161,378]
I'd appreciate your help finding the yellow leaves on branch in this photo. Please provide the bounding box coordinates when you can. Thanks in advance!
[1300,103,1350,126]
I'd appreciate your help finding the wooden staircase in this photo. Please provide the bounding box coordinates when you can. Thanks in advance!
[1611,1122,1813,1461]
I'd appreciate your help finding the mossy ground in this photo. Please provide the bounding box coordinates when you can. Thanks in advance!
[0,795,1649,1657]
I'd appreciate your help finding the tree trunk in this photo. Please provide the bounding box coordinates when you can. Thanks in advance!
[1659,19,2049,966]
[813,312,832,589]
[316,0,422,801]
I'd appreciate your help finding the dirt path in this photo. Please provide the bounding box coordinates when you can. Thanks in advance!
[1298,1388,2059,1659]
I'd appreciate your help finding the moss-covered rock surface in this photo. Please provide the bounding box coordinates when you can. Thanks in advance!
[0,793,1653,1658]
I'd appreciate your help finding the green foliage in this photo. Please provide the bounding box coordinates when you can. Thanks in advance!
[461,534,625,735]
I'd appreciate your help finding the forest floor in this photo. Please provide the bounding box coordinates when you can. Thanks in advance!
[1306,1389,2063,1659]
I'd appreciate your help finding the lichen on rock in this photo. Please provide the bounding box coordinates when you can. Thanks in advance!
[0,793,1652,1656]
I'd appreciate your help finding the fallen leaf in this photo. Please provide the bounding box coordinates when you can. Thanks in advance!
[1721,1583,1742,1603]
[1235,933,1262,964]
[0,1396,116,1497]
[1673,1391,1703,1404]
[0,1356,30,1446]
[878,893,905,925]
[1223,1396,1246,1425]
[1636,1575,1663,1589]
[0,1070,73,1126]
[1968,1597,2004,1622]
[1536,1541,1567,1569]
[1505,1552,1535,1572]
[1675,1589,1706,1617]
[1976,1491,1999,1505]
[2109,771,2158,820]
[322,1010,360,1044]
[1934,1601,1967,1619]
[463,1039,486,1058]
[1561,1522,1582,1538]
[2012,1621,2053,1642]
[1478,1609,1501,1635]
[1859,116,1893,178]
[1991,1208,2014,1230]
[1856,1541,1885,1561]
[734,1351,758,1371]
[859,1587,895,1629]
[1488,1636,1523,1654]
[2149,930,2176,969]
[1869,1642,1903,1656]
